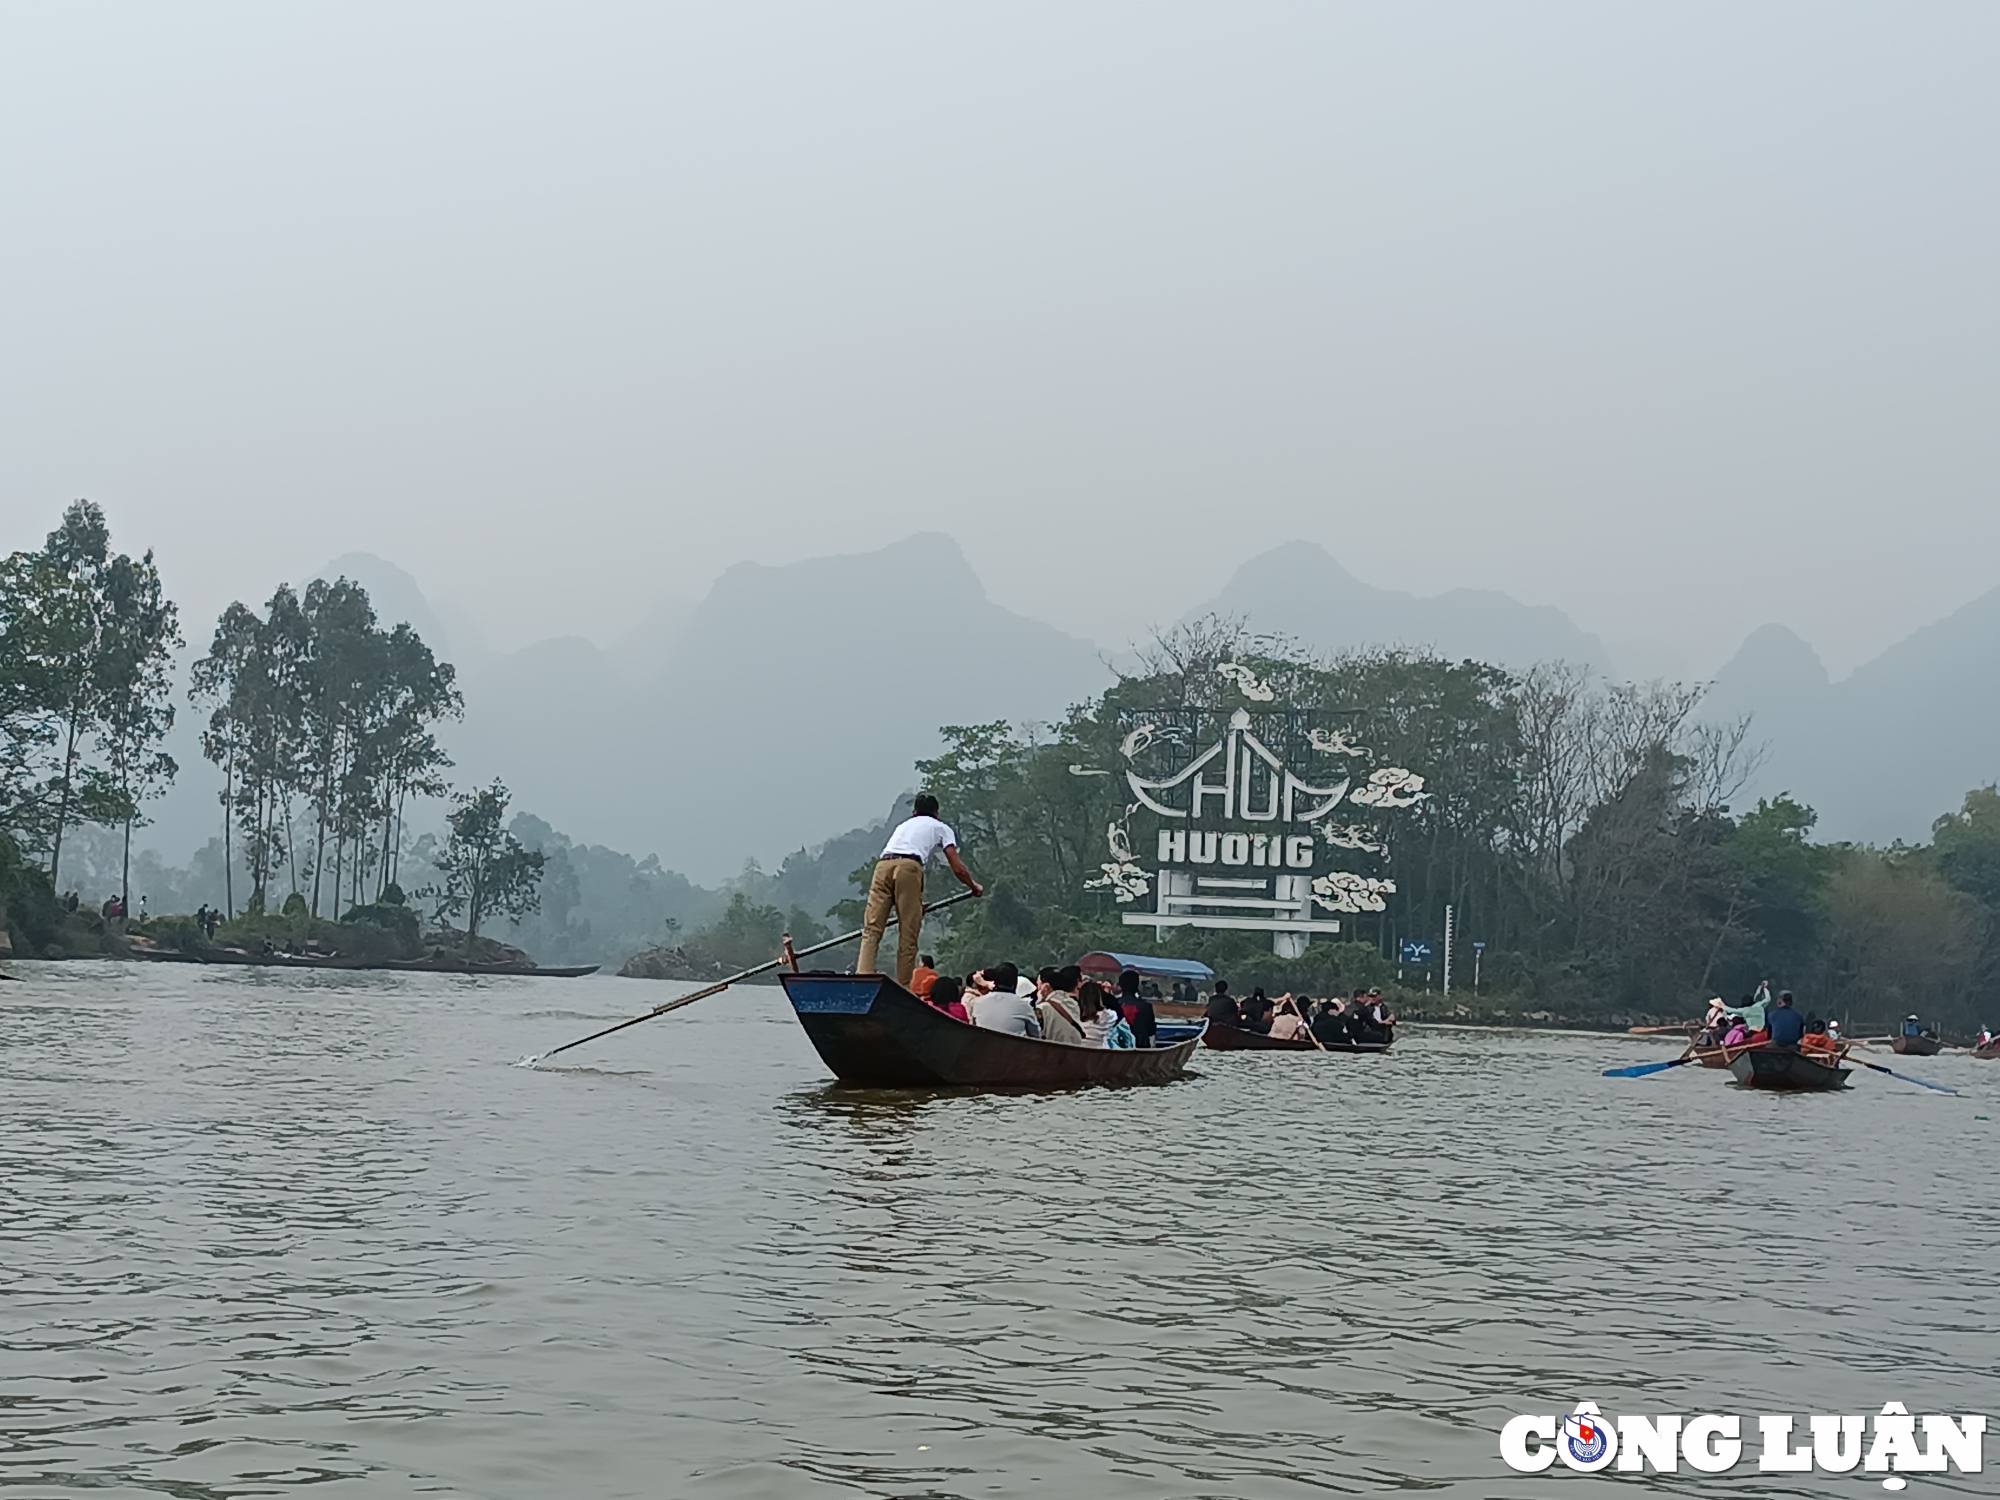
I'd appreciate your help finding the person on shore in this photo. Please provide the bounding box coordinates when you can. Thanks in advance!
[1117,969,1157,1048]
[910,955,940,999]
[1765,991,1805,1049]
[1203,981,1240,1028]
[856,794,982,989]
[1035,965,1085,1044]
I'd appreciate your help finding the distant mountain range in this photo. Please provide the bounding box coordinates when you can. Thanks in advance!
[135,536,2000,881]
[1190,541,1612,673]
[1704,588,2000,846]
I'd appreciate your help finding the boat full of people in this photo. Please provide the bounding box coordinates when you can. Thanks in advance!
[1197,984,1395,1053]
[780,960,1200,1088]
[1685,986,1852,1089]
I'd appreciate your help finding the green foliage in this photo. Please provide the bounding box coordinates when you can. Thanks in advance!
[0,501,181,893]
[209,908,418,962]
[681,891,831,972]
[0,826,60,954]
[339,899,420,945]
[422,781,545,940]
[190,575,460,919]
[141,914,209,953]
[889,621,1995,1031]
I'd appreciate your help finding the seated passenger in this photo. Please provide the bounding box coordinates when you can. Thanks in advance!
[1309,1001,1350,1048]
[1079,981,1135,1048]
[1035,964,1085,1044]
[1268,995,1308,1042]
[1720,1017,1751,1048]
[1118,969,1157,1048]
[910,955,940,999]
[1203,981,1241,1027]
[1239,994,1275,1035]
[1799,1018,1837,1059]
[1764,992,1806,1049]
[925,975,971,1024]
[973,982,1042,1037]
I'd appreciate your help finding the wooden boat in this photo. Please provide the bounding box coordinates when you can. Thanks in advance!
[778,972,1200,1088]
[1973,1042,2000,1061]
[1891,1033,1942,1056]
[1200,1021,1391,1054]
[1727,1046,1851,1092]
[127,944,595,977]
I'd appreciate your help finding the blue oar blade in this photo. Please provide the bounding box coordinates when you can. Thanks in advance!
[1877,1064,1957,1095]
[1603,1057,1689,1078]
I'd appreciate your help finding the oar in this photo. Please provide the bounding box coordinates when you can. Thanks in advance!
[519,888,978,1066]
[1845,1054,1958,1095]
[1603,1052,1697,1078]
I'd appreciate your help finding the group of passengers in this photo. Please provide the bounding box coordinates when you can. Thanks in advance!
[908,957,1157,1049]
[1697,989,1840,1059]
[1203,981,1394,1046]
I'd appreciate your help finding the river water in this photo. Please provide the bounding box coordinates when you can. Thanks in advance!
[2,962,1994,1499]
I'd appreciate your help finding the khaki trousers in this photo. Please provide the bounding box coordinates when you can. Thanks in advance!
[856,857,925,988]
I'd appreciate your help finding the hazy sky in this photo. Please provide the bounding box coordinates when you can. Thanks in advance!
[4,3,1997,678]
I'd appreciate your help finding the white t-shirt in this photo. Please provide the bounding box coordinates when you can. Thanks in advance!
[881,815,957,861]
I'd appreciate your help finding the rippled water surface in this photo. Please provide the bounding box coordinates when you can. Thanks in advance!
[2,962,1996,1498]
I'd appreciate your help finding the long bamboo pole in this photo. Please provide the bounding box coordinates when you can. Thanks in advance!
[520,887,979,1066]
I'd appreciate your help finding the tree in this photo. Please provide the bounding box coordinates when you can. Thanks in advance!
[424,781,546,941]
[191,579,459,919]
[97,548,182,910]
[0,502,180,893]
[1816,850,1985,1030]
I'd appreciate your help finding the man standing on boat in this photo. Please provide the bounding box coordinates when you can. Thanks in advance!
[856,793,982,988]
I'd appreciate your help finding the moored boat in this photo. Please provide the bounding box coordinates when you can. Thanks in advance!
[1200,1020,1392,1054]
[778,972,1200,1087]
[127,944,595,977]
[1727,1046,1851,1091]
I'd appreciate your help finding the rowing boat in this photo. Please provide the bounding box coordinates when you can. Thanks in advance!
[778,972,1200,1087]
[1200,1021,1392,1054]
[1727,1046,1851,1091]
[1974,1043,2000,1061]
[1891,1033,1943,1056]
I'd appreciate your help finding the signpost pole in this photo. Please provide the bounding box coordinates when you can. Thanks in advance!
[1442,904,1454,995]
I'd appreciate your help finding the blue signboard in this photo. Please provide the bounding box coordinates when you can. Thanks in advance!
[1399,940,1432,965]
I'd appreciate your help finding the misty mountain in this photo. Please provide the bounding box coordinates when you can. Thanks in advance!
[1191,542,1611,672]
[128,532,2000,891]
[1706,592,2000,844]
[436,532,1110,879]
